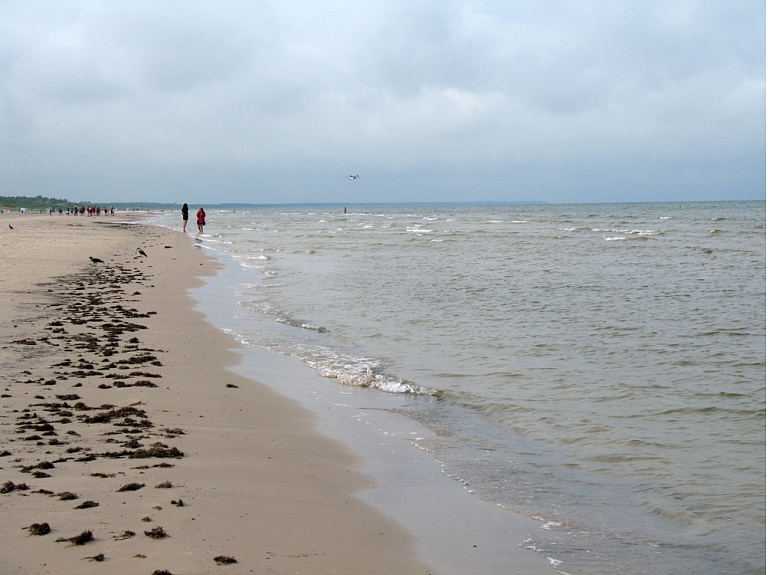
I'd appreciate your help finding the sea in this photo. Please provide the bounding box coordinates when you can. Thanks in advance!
[150,200,765,575]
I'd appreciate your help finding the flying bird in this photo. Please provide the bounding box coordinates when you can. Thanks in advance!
[347,174,360,180]
[89,256,103,264]
[136,248,148,257]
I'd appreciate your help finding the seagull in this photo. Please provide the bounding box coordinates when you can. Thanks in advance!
[347,174,360,180]
[89,256,103,264]
[136,248,148,257]
[8,224,13,230]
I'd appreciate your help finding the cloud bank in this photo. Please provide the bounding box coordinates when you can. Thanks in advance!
[0,1,764,204]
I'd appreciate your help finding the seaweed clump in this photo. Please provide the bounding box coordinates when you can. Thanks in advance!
[130,443,183,459]
[1,481,29,493]
[144,526,167,539]
[214,555,238,565]
[80,406,147,424]
[1,481,18,494]
[56,530,94,545]
[117,482,144,492]
[28,523,51,536]
[83,553,105,562]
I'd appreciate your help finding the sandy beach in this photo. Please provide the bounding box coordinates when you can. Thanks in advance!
[0,213,557,575]
[0,213,437,575]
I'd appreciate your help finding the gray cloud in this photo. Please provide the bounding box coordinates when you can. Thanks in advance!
[0,0,763,204]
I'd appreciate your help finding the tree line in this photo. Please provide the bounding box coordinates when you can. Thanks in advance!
[0,195,80,210]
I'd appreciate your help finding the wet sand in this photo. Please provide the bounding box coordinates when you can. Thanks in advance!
[0,213,431,574]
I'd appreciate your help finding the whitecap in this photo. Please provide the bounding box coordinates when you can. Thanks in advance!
[407,226,433,233]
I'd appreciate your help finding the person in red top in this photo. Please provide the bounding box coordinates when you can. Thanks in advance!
[196,207,206,234]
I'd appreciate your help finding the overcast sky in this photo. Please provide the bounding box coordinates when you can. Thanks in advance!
[0,1,764,204]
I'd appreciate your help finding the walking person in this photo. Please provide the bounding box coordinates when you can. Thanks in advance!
[196,206,206,234]
[182,203,189,233]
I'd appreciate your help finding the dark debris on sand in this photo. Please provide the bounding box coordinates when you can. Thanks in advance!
[144,526,168,539]
[1,251,207,566]
[56,529,94,545]
[117,482,145,492]
[1,481,28,494]
[82,553,105,562]
[28,522,51,536]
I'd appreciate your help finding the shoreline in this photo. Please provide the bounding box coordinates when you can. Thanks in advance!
[0,215,431,574]
[187,245,553,575]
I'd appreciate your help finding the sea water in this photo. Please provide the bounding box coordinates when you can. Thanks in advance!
[152,201,765,575]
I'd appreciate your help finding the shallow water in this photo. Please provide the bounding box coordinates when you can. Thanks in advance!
[153,201,765,575]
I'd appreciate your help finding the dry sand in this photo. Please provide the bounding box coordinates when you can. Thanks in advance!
[0,213,432,574]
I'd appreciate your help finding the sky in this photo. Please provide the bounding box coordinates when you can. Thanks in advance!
[0,1,764,205]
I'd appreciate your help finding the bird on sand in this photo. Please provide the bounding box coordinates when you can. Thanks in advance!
[347,174,360,180]
[8,224,13,230]
[136,248,148,257]
[89,256,103,264]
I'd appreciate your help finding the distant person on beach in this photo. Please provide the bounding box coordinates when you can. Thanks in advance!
[343,207,347,214]
[196,207,206,234]
[182,203,189,232]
